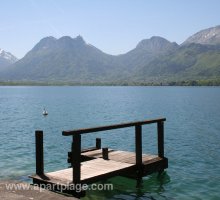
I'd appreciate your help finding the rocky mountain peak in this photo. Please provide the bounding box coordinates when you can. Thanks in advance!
[183,25,220,45]
[0,48,18,70]
[136,36,178,53]
[0,48,18,63]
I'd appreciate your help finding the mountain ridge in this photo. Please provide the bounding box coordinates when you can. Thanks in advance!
[1,25,220,85]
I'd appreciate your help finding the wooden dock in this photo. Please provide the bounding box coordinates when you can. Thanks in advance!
[30,118,168,197]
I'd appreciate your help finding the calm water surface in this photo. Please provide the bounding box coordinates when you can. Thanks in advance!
[0,86,219,199]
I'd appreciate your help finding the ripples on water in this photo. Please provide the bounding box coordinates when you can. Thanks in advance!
[0,86,220,199]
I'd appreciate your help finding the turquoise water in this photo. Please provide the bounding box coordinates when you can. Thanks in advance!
[0,86,220,199]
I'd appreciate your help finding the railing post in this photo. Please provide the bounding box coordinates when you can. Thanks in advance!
[72,134,81,184]
[35,130,44,175]
[157,121,164,158]
[96,138,101,149]
[135,125,142,166]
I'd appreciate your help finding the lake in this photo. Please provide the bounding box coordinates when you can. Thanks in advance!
[0,86,219,199]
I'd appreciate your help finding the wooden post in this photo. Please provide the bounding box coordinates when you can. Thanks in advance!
[35,130,44,175]
[96,138,101,149]
[157,121,164,158]
[72,134,81,183]
[135,125,142,166]
[102,148,109,160]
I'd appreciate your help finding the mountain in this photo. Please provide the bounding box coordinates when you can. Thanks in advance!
[1,35,178,83]
[135,36,178,53]
[0,48,18,70]
[1,25,220,85]
[117,36,178,70]
[136,43,220,83]
[1,36,116,83]
[183,25,220,45]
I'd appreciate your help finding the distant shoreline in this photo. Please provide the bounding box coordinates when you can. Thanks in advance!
[0,80,220,86]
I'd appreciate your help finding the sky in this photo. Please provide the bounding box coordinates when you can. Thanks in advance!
[0,0,220,58]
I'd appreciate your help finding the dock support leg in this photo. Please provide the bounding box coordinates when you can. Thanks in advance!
[136,177,143,188]
[96,138,101,149]
[71,134,85,197]
[135,125,143,182]
[35,130,44,175]
[157,121,164,158]
[135,125,142,166]
[157,121,165,174]
[102,148,109,160]
[72,134,81,183]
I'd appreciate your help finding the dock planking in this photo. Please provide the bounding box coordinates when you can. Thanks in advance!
[31,150,167,186]
[30,118,168,197]
[31,158,134,184]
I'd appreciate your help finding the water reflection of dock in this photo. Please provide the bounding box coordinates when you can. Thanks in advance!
[30,118,168,197]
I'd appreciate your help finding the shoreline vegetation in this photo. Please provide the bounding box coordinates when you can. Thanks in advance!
[0,79,220,86]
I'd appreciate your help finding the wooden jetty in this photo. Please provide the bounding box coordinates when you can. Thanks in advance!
[30,118,168,197]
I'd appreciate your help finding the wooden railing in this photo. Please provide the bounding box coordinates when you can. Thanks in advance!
[35,117,166,185]
[62,118,165,135]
